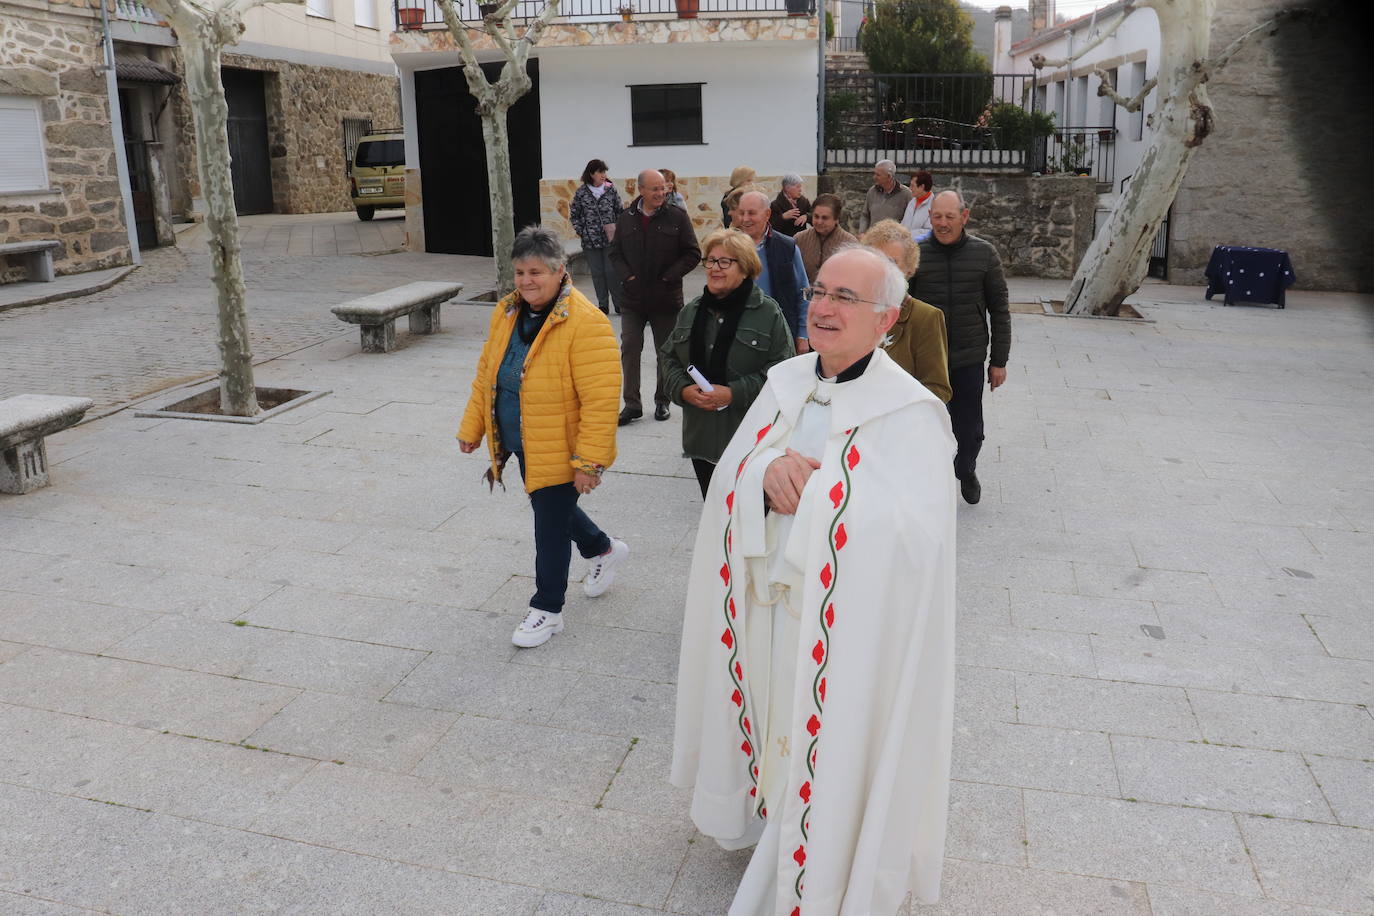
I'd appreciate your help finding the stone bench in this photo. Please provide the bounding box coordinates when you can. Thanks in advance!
[0,394,94,494]
[0,240,61,283]
[331,281,465,353]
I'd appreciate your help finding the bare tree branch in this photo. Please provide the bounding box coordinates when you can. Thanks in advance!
[436,0,495,95]
[1207,12,1282,73]
[516,0,562,56]
[1093,65,1156,111]
[1031,7,1132,69]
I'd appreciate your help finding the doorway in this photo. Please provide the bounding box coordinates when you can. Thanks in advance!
[221,68,274,215]
[414,61,542,256]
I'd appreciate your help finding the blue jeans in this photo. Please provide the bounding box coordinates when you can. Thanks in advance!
[517,454,611,613]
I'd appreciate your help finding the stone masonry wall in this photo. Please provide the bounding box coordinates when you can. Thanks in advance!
[0,4,132,280]
[173,54,401,216]
[819,170,1097,278]
[1171,0,1374,291]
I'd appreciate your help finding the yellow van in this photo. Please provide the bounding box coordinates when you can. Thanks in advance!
[350,129,405,220]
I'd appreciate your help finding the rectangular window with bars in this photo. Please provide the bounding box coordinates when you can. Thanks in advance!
[629,83,704,147]
[342,117,372,175]
[0,96,49,193]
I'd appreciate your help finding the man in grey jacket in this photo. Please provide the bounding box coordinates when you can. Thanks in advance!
[909,190,1010,505]
[859,159,912,233]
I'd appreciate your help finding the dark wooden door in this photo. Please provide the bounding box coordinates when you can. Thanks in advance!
[221,68,274,215]
[414,61,542,256]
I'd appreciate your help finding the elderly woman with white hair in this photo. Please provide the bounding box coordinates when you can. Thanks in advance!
[673,243,959,914]
[458,225,627,649]
[768,172,811,238]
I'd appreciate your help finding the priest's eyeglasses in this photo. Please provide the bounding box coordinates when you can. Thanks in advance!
[702,257,739,269]
[802,285,881,308]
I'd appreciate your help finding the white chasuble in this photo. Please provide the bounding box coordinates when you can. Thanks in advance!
[671,350,958,915]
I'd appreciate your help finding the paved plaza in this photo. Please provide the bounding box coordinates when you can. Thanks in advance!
[1,217,1373,914]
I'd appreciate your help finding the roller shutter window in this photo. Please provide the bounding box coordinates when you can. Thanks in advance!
[306,0,334,19]
[354,0,377,28]
[0,96,49,194]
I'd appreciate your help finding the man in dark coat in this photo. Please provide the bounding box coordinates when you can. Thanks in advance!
[610,169,702,425]
[909,190,1010,505]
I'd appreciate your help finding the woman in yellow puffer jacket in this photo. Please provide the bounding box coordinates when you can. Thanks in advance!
[458,226,627,648]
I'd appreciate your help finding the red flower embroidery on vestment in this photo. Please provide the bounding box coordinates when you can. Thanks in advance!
[741,740,752,755]
[760,806,767,818]
[829,481,844,508]
[811,748,818,768]
[811,640,825,665]
[749,786,756,797]
[726,490,734,512]
[729,597,737,618]
[819,564,832,589]
[756,423,772,443]
[735,661,743,680]
[793,845,806,867]
[834,523,847,550]
[824,603,835,627]
[731,688,742,707]
[819,677,827,701]
[753,766,759,777]
[727,532,733,552]
[719,563,730,585]
[743,717,751,735]
[799,780,811,803]
[791,908,800,916]
[806,714,821,737]
[721,629,733,649]
[847,445,861,469]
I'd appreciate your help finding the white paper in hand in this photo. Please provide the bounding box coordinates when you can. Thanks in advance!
[687,365,728,411]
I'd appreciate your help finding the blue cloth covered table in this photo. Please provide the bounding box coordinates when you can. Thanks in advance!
[1204,245,1296,308]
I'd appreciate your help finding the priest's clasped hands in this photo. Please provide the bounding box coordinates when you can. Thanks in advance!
[763,447,822,515]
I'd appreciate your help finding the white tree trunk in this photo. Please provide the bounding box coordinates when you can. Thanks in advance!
[1063,0,1214,316]
[179,37,260,415]
[478,99,518,294]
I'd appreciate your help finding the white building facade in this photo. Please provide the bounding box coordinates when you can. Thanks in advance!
[390,3,821,255]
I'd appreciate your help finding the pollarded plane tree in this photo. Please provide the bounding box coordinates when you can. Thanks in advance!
[140,0,305,416]
[435,0,563,296]
[1035,0,1293,316]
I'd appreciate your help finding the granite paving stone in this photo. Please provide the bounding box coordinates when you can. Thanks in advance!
[1306,755,1374,830]
[1239,815,1374,913]
[1014,672,1200,740]
[1023,790,1260,896]
[1111,734,1332,821]
[1187,688,1374,759]
[411,715,631,807]
[243,691,459,772]
[908,859,1151,915]
[1,249,1370,912]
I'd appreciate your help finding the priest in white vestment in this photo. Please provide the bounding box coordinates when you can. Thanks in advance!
[671,246,958,915]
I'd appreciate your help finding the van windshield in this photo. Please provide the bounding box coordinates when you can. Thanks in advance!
[356,139,403,168]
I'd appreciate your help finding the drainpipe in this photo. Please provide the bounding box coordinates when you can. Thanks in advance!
[100,0,143,266]
[816,0,826,177]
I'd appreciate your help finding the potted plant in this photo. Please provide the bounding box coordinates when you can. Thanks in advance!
[1098,127,1115,143]
[785,0,811,16]
[675,0,699,18]
[617,3,634,20]
[477,1,499,14]
[397,0,425,28]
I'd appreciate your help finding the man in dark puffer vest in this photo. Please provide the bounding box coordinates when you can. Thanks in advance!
[909,190,1010,505]
[734,190,812,354]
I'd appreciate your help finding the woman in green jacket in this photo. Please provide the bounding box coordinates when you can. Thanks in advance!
[661,228,795,497]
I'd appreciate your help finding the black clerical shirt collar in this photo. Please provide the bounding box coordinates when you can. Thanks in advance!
[816,350,873,383]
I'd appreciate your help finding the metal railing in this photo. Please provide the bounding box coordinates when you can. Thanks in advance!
[394,0,812,28]
[1038,126,1116,186]
[824,72,1036,169]
[827,36,860,53]
[115,0,164,22]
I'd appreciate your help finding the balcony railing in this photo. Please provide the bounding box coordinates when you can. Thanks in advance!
[115,0,164,23]
[1037,126,1117,187]
[394,0,813,29]
[826,36,860,53]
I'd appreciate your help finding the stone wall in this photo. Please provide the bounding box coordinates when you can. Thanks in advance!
[1170,0,1374,291]
[173,53,401,216]
[818,170,1097,278]
[538,174,820,249]
[0,5,132,280]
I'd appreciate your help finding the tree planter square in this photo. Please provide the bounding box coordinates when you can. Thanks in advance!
[135,386,330,424]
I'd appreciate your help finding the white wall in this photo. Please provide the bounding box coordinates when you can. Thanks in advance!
[535,42,819,180]
[1011,6,1160,190]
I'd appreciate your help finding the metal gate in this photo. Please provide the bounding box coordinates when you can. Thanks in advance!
[222,68,274,215]
[1149,207,1170,279]
[343,117,372,176]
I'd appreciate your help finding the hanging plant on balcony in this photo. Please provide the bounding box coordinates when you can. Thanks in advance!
[617,3,634,20]
[675,0,699,19]
[477,1,500,14]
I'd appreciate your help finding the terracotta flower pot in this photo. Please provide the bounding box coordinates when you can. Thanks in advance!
[675,0,698,17]
[397,7,424,28]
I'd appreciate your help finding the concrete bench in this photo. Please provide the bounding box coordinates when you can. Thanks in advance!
[0,240,61,283]
[0,394,94,494]
[331,281,465,353]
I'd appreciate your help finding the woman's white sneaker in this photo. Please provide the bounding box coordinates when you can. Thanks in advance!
[512,607,564,648]
[583,538,629,597]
